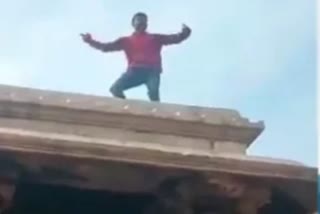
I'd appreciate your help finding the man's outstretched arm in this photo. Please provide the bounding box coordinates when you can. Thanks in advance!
[156,24,192,45]
[80,33,123,52]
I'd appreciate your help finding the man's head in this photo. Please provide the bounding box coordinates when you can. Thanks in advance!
[132,12,148,32]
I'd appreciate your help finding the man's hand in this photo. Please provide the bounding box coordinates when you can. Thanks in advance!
[80,33,92,43]
[182,24,191,32]
[79,33,122,52]
[180,24,191,39]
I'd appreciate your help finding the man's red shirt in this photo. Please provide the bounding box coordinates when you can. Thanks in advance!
[92,28,191,72]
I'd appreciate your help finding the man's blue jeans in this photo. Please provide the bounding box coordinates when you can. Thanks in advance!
[110,67,161,102]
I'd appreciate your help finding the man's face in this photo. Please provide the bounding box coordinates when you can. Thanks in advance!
[132,15,148,32]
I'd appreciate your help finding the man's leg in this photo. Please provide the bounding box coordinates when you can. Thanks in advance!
[146,71,161,102]
[110,71,144,99]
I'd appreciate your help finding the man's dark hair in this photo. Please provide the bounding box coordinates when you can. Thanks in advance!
[132,12,148,24]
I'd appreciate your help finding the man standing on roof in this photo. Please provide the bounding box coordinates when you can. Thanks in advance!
[80,12,191,102]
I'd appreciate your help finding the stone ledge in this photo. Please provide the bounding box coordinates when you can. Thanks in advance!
[0,84,264,149]
[0,84,263,127]
[0,127,316,211]
[0,127,315,182]
[0,118,214,155]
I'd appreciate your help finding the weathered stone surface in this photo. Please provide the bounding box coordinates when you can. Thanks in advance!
[0,126,316,211]
[0,84,264,154]
[0,127,316,181]
[213,141,247,154]
[0,85,317,212]
[0,118,213,156]
[0,84,262,126]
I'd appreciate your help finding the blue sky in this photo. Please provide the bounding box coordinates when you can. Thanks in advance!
[1,0,317,166]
